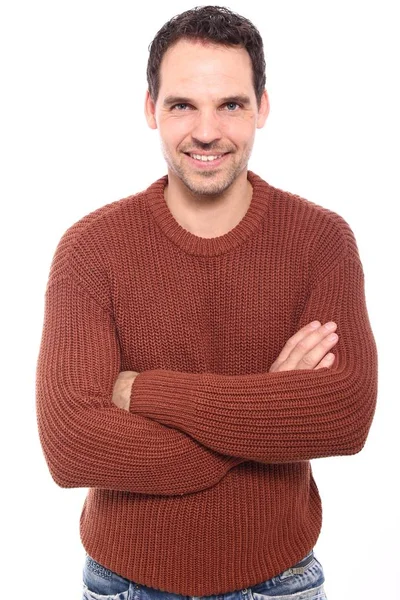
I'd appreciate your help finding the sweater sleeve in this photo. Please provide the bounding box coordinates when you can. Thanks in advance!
[36,272,243,495]
[130,253,378,463]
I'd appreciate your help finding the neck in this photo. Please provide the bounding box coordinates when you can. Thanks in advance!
[164,170,253,238]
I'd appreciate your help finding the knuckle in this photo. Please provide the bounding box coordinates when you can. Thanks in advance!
[300,354,314,368]
[297,339,309,352]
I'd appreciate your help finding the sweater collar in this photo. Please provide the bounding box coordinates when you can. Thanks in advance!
[145,170,272,257]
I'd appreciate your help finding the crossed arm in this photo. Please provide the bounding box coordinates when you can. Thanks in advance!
[37,250,376,494]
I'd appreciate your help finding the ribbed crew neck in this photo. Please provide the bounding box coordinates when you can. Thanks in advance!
[145,170,271,256]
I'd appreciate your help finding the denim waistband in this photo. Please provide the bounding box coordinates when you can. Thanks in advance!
[84,550,316,593]
[291,550,315,570]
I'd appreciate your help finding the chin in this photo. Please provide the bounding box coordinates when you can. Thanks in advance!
[184,178,232,197]
[181,168,241,197]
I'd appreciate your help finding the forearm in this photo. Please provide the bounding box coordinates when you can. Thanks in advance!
[130,257,378,463]
[37,394,242,495]
[131,362,375,463]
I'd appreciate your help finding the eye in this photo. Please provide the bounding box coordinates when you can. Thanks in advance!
[171,103,191,111]
[224,102,240,111]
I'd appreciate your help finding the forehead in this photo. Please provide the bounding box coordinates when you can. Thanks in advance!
[158,39,254,98]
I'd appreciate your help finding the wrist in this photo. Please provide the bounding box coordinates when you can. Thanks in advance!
[112,371,139,411]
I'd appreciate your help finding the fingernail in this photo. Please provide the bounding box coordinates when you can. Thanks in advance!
[328,333,338,341]
[325,321,336,330]
[310,321,320,329]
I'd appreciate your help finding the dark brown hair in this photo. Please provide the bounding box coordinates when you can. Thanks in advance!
[147,5,266,106]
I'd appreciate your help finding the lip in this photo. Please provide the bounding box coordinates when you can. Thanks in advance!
[184,152,229,169]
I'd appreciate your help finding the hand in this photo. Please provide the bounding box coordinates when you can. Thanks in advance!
[269,321,338,373]
[111,371,139,411]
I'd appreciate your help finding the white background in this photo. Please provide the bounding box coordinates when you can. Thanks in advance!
[1,1,398,598]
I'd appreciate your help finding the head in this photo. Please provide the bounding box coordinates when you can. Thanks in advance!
[145,6,269,197]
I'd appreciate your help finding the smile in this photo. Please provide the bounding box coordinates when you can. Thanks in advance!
[189,153,225,162]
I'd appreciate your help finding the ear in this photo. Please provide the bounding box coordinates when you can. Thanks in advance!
[256,90,270,129]
[144,90,158,130]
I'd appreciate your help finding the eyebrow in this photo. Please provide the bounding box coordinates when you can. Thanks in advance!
[162,95,252,108]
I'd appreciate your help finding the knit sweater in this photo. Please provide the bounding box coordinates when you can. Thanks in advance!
[36,171,377,596]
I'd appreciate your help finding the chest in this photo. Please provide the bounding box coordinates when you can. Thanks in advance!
[112,242,308,375]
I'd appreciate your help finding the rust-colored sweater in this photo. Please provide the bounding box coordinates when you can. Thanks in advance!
[36,171,377,596]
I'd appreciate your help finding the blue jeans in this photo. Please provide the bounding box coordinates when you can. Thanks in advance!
[82,551,327,599]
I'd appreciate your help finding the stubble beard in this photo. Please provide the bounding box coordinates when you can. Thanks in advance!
[162,145,253,198]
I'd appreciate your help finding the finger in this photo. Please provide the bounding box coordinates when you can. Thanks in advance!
[282,321,337,368]
[314,352,336,370]
[271,321,321,368]
[277,322,338,371]
[275,334,338,372]
[295,332,338,370]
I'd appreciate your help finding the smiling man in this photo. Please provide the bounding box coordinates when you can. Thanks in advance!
[145,37,270,240]
[146,39,268,232]
[36,6,377,600]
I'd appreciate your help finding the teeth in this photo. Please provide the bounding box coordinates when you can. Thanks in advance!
[190,154,223,162]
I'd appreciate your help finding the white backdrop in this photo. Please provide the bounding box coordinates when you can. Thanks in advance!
[1,1,398,598]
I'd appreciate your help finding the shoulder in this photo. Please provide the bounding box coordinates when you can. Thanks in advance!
[251,172,359,263]
[49,175,167,282]
[54,183,154,256]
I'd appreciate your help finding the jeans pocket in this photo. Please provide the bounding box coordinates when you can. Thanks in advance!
[82,555,131,599]
[249,552,327,599]
[251,585,326,600]
[82,582,130,600]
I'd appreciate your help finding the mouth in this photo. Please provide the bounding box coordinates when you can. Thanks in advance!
[184,151,230,169]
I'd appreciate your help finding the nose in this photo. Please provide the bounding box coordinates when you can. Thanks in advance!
[191,109,222,145]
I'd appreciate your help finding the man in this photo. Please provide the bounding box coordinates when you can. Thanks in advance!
[36,6,377,600]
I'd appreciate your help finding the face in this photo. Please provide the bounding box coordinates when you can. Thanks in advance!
[145,39,269,197]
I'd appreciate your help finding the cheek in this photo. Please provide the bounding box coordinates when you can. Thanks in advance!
[223,119,256,144]
[159,118,195,147]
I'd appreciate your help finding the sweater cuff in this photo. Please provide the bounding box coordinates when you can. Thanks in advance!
[129,369,200,431]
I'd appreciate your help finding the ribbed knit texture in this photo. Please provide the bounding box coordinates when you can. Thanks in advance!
[36,171,377,596]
